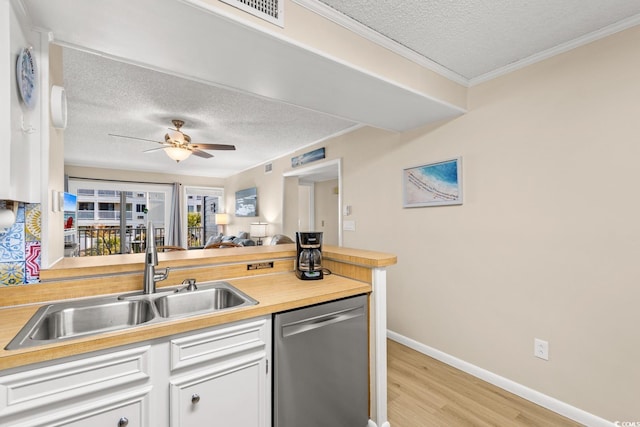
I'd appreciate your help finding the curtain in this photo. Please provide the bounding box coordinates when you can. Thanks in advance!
[167,182,183,246]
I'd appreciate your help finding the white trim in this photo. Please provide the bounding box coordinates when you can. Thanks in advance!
[292,0,469,87]
[469,13,640,86]
[371,268,390,427]
[387,330,615,427]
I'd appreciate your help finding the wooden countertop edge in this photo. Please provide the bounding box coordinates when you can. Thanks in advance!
[0,273,371,371]
[40,245,397,281]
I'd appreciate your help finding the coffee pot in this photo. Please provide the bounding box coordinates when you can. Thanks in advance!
[295,232,323,280]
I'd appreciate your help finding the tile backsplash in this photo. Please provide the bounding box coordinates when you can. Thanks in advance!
[0,202,41,285]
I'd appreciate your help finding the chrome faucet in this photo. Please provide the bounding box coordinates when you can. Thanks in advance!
[143,221,170,294]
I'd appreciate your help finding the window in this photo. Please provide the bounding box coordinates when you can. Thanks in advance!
[97,190,117,197]
[68,179,172,257]
[184,186,224,248]
[78,202,95,220]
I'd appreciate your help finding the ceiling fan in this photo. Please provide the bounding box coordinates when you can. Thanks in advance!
[108,119,236,162]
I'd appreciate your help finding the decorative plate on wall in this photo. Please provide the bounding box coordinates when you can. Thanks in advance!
[16,47,38,109]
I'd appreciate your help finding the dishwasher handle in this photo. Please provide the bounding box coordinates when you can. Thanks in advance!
[281,305,366,338]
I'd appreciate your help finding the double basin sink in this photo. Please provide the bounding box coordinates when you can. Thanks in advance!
[6,281,258,350]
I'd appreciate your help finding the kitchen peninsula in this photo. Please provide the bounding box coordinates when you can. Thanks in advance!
[0,244,396,427]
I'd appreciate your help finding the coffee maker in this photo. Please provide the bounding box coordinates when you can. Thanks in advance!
[295,232,323,280]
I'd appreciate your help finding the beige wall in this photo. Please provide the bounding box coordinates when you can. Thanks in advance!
[222,162,286,239]
[314,179,339,245]
[230,25,640,421]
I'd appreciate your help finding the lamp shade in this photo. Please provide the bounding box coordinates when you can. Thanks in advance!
[164,146,191,162]
[250,222,268,238]
[215,213,230,225]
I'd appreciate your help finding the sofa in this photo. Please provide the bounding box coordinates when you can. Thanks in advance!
[204,232,256,248]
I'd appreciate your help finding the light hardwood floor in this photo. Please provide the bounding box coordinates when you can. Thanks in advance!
[387,340,584,426]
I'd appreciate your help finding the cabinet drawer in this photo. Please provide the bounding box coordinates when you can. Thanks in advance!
[170,317,268,372]
[0,346,150,418]
[12,387,150,427]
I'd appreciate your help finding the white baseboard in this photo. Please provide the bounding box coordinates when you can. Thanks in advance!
[387,330,614,427]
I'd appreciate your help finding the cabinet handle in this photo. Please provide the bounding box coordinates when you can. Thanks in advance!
[118,417,129,427]
[191,393,200,404]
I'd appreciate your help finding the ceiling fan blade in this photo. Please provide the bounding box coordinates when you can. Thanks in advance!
[191,143,236,151]
[142,146,168,153]
[192,149,214,159]
[108,134,165,145]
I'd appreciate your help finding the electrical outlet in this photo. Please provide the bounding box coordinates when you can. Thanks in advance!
[534,338,549,360]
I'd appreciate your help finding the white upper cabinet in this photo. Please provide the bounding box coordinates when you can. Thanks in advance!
[1,0,42,203]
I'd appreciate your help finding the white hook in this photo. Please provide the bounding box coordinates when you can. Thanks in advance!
[21,115,36,134]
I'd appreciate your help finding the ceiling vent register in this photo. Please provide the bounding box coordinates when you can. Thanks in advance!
[221,0,283,27]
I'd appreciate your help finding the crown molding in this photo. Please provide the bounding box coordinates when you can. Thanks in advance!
[291,0,470,87]
[469,13,640,86]
[293,1,640,89]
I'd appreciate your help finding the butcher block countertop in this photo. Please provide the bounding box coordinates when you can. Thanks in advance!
[0,273,371,371]
[0,245,396,371]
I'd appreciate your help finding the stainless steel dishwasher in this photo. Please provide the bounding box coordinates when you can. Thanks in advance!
[273,294,369,427]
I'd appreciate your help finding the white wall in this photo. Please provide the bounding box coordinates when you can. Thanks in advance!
[230,25,640,421]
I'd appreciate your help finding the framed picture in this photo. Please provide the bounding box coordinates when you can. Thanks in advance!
[235,187,258,217]
[403,157,462,207]
[291,147,325,168]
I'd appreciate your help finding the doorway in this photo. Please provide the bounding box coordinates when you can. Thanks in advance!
[283,159,342,246]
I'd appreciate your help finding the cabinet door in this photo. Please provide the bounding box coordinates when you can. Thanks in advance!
[170,359,265,427]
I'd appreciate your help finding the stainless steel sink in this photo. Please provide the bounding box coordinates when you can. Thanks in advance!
[30,300,155,340]
[6,281,258,350]
[154,284,256,318]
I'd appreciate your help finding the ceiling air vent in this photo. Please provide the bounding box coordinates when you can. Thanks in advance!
[221,0,283,27]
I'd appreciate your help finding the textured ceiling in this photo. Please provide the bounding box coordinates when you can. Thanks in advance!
[31,0,640,178]
[317,0,640,80]
[63,48,356,178]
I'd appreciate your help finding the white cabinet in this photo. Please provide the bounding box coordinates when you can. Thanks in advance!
[1,0,42,203]
[0,316,271,427]
[0,346,151,426]
[168,317,271,427]
[171,360,264,427]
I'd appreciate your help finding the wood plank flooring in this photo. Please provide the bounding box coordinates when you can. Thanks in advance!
[387,339,584,427]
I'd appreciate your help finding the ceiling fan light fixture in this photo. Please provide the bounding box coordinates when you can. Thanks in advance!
[164,146,191,162]
[170,130,185,144]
